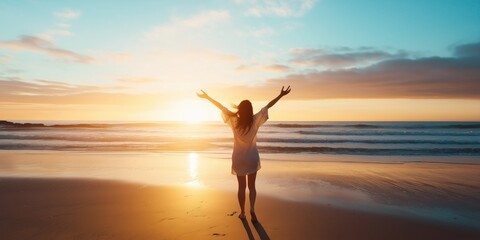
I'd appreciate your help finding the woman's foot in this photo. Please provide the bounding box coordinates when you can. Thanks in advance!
[250,211,258,223]
[238,212,246,219]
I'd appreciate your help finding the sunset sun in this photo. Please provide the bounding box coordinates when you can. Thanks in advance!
[173,100,216,123]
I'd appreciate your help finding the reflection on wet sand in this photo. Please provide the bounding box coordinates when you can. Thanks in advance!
[0,150,479,228]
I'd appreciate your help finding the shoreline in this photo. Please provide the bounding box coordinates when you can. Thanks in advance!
[1,150,479,229]
[1,177,479,240]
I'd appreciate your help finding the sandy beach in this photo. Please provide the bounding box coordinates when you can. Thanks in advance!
[1,150,479,239]
[1,177,479,240]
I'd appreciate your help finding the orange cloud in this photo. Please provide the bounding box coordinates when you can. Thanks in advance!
[290,47,408,68]
[116,77,159,84]
[216,41,480,100]
[235,64,290,73]
[0,35,93,63]
[0,79,167,105]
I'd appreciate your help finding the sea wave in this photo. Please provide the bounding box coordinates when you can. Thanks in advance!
[297,130,480,137]
[258,138,479,145]
[269,123,480,129]
[0,120,178,129]
[257,146,480,155]
[2,134,478,145]
[3,120,480,130]
[0,142,478,156]
[443,123,480,129]
[270,123,379,128]
[1,120,479,156]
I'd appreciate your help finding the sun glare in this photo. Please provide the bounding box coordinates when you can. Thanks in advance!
[182,107,205,124]
[168,100,217,123]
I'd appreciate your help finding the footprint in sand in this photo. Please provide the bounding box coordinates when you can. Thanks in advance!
[212,233,226,237]
[227,211,237,216]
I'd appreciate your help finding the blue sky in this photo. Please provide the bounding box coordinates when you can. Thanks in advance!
[0,0,479,121]
[3,0,478,53]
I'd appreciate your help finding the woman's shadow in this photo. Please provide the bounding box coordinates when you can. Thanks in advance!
[240,218,270,240]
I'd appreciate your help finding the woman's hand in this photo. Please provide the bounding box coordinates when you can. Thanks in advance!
[197,90,226,110]
[266,85,292,109]
[197,90,209,99]
[280,85,291,97]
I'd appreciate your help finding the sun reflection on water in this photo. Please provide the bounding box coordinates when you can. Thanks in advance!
[185,152,203,188]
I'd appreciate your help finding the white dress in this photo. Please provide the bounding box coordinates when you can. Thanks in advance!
[222,107,269,176]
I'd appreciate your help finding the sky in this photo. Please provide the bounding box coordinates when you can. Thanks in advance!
[0,0,479,122]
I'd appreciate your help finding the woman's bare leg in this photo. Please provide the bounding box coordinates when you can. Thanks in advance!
[236,175,246,218]
[248,172,257,222]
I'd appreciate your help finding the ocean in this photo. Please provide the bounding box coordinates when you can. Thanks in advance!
[1,120,480,228]
[1,120,479,158]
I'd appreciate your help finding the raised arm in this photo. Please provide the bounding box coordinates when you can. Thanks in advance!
[197,90,229,111]
[266,86,291,109]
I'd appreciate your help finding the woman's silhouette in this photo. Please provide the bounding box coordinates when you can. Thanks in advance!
[197,86,291,221]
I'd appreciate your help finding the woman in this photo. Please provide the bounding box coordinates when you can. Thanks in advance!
[197,86,291,222]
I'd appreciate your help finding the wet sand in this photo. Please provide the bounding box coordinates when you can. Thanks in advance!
[1,177,479,240]
[1,150,480,228]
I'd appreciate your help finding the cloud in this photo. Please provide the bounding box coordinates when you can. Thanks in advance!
[264,64,290,72]
[145,10,230,39]
[116,77,159,84]
[55,22,71,28]
[54,9,81,20]
[250,27,275,37]
[4,68,24,74]
[0,79,100,97]
[217,41,480,100]
[188,48,240,62]
[235,64,290,73]
[0,54,10,64]
[178,10,229,28]
[39,9,82,40]
[233,26,276,39]
[246,7,262,17]
[0,35,94,63]
[100,52,133,63]
[236,0,316,17]
[290,47,409,69]
[0,79,169,106]
[454,41,480,57]
[42,29,72,38]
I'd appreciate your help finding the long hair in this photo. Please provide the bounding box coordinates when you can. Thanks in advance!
[234,100,254,135]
